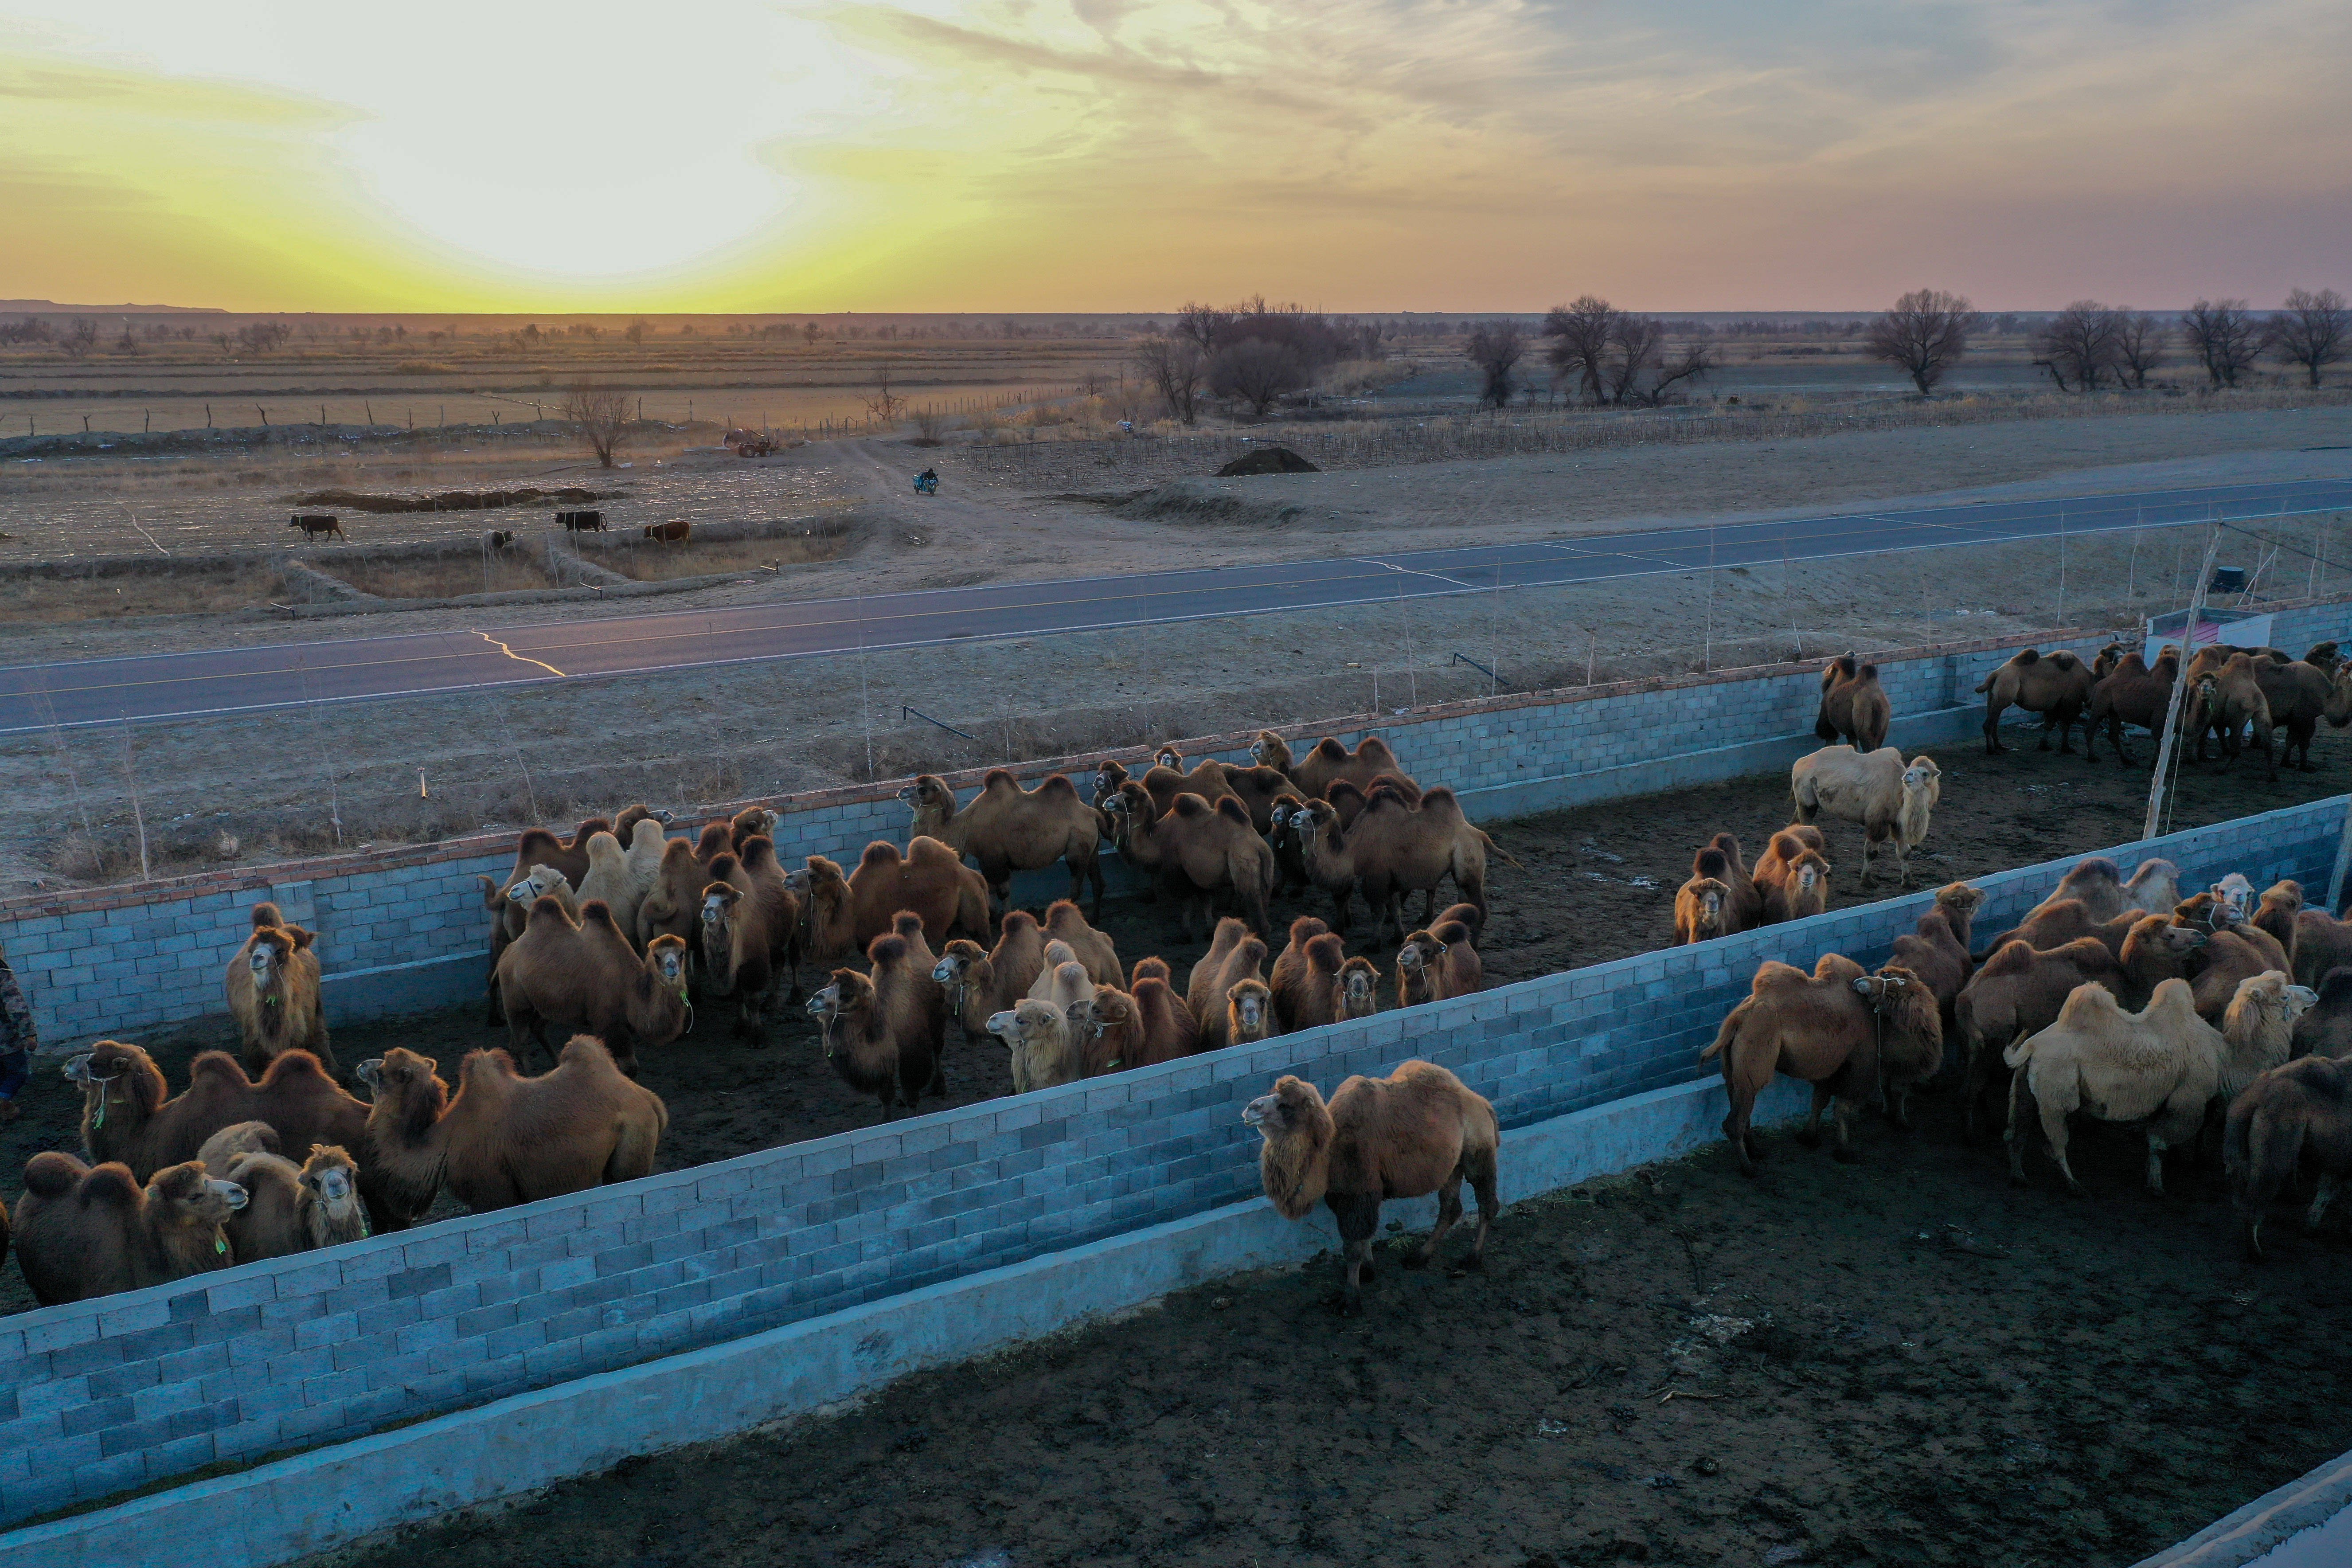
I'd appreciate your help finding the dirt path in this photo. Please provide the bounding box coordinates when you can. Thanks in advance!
[326,1073,2352,1568]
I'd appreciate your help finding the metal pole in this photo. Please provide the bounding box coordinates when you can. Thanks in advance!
[2328,799,2352,917]
[2142,528,2223,843]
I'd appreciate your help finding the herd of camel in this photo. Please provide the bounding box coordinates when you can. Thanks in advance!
[8,626,2350,1314]
[0,729,1519,1309]
[1702,849,2352,1263]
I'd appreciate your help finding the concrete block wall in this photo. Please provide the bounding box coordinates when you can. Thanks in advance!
[8,599,2344,1051]
[0,792,2338,1524]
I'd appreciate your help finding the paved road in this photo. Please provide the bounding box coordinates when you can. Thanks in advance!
[5,475,2348,733]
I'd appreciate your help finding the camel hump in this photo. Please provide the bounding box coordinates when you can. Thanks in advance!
[554,1035,619,1073]
[2051,650,2081,670]
[708,852,742,880]
[1001,908,1039,936]
[1215,797,1250,826]
[2074,856,2121,882]
[257,1049,333,1087]
[578,899,622,933]
[1171,794,1211,819]
[1035,773,1079,799]
[978,767,1019,792]
[893,910,927,941]
[1695,848,1729,879]
[868,933,911,970]
[2015,648,2041,666]
[250,900,285,929]
[23,1150,92,1200]
[738,836,779,872]
[1980,941,2039,978]
[906,837,961,867]
[188,1050,258,1089]
[1432,919,1474,946]
[858,841,906,872]
[526,894,580,931]
[1305,932,1345,971]
[1857,662,1879,682]
[1416,786,1464,818]
[459,1048,524,1089]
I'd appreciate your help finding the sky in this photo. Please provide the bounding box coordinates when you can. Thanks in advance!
[2,0,2348,313]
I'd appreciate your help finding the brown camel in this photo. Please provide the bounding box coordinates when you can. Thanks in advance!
[13,1156,246,1306]
[1244,1061,1498,1316]
[1700,953,1874,1173]
[223,901,333,1077]
[1105,785,1274,940]
[2084,649,2178,765]
[901,770,1106,915]
[791,838,990,965]
[1814,655,1891,753]
[494,897,691,1074]
[1975,647,2095,755]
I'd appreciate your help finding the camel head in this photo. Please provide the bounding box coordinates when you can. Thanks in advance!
[1294,799,1341,839]
[1248,731,1291,771]
[2228,972,2318,1045]
[1071,985,1133,1044]
[985,999,1064,1058]
[1242,1077,1336,1218]
[2137,916,2207,958]
[899,775,956,833]
[354,1048,448,1135]
[1091,759,1130,807]
[300,1144,360,1214]
[2094,642,2127,680]
[506,864,570,909]
[246,925,301,991]
[2212,873,2255,923]
[933,939,985,994]
[1339,957,1380,1018]
[1397,929,1445,975]
[1153,744,1184,772]
[1100,782,1152,844]
[1901,756,1941,798]
[700,882,746,949]
[1227,980,1272,1043]
[1936,882,1987,922]
[645,934,689,1001]
[147,1161,248,1229]
[65,1039,165,1132]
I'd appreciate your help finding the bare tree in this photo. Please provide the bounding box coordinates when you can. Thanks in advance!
[1174,301,1235,354]
[2033,301,2123,392]
[1865,289,1976,395]
[2112,311,2168,388]
[1208,338,1308,417]
[2179,298,2265,388]
[864,369,906,422]
[560,383,633,468]
[61,317,98,360]
[624,319,650,344]
[1133,333,1206,424]
[1540,298,1713,406]
[1463,321,1527,408]
[2273,288,2349,388]
[1540,296,1619,404]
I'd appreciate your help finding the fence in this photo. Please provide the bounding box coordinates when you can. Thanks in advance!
[0,785,2336,1524]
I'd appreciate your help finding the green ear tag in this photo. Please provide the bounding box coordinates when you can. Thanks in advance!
[92,1098,104,1130]
[215,1236,228,1255]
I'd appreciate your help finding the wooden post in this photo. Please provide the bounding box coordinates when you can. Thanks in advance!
[2142,528,2223,843]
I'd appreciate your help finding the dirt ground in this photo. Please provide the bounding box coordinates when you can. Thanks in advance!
[326,1088,2350,1568]
[5,729,2342,1325]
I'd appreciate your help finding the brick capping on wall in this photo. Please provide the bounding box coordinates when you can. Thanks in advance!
[0,793,2338,1525]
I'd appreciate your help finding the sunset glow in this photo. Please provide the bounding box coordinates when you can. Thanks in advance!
[4,0,2349,311]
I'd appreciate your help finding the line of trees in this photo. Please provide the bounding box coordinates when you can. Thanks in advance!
[1862,288,2348,397]
[1458,298,1716,409]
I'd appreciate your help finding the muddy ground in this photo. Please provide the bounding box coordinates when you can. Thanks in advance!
[4,729,2344,1322]
[324,1078,2352,1568]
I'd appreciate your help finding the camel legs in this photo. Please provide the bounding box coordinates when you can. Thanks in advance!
[1794,1083,1832,1148]
[1461,1146,1497,1271]
[1830,1095,1862,1163]
[2027,1089,2086,1196]
[2308,1174,2342,1233]
[1406,1173,1463,1270]
[1982,700,2009,755]
[1721,1083,1765,1176]
[1328,1192,1383,1317]
[2143,1134,2172,1197]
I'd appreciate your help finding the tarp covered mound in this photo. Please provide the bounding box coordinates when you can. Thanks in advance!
[1214,446,1320,477]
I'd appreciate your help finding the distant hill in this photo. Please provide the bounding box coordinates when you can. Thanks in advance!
[0,300,227,314]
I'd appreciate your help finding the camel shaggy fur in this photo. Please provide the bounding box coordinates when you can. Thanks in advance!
[1187,919,1259,1018]
[1066,985,1163,1075]
[1270,916,1333,1030]
[2228,1052,2352,1257]
[2254,880,2304,970]
[2015,856,2183,929]
[790,839,990,964]
[1193,932,1270,1052]
[2184,653,2277,779]
[1396,921,1482,1008]
[495,897,690,1075]
[1130,970,1200,1062]
[1976,647,2094,755]
[1243,1061,1498,1316]
[1815,655,1891,753]
[633,837,708,949]
[1224,980,1275,1047]
[13,1156,246,1306]
[901,770,1106,915]
[985,998,1083,1093]
[698,860,775,1039]
[932,910,1048,1039]
[2007,973,2311,1196]
[1700,834,1765,929]
[1700,953,1875,1173]
[2085,649,2180,765]
[2295,911,2352,991]
[2289,967,2352,1059]
[2255,657,2338,771]
[574,819,669,945]
[356,1038,667,1217]
[1987,900,2149,964]
[1105,786,1274,940]
[224,901,332,1077]
[1854,966,1946,1130]
[1886,882,1985,1009]
[1954,938,2128,1142]
[1751,827,1832,924]
[1674,863,1733,946]
[215,1143,368,1260]
[806,935,947,1116]
[1282,934,1369,1032]
[2191,925,2292,1022]
[1790,746,1940,888]
[1043,899,1121,985]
